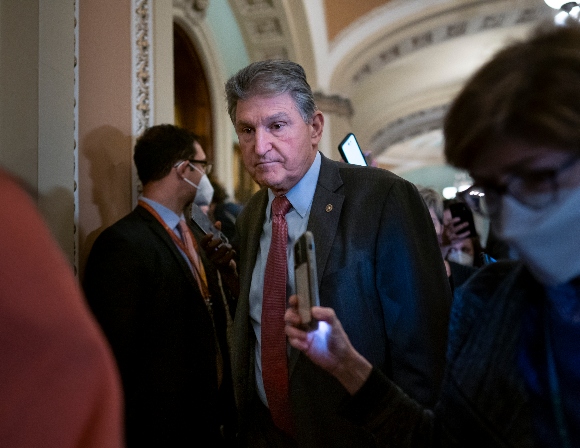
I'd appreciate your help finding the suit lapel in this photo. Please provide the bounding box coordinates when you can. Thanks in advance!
[136,205,199,290]
[307,155,344,289]
[290,154,344,375]
[239,189,269,303]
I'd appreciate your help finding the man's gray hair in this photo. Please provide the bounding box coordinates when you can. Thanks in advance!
[225,59,317,124]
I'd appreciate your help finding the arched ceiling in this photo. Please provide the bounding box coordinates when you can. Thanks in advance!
[225,0,556,179]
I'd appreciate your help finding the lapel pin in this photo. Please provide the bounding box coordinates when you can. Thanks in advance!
[325,204,333,212]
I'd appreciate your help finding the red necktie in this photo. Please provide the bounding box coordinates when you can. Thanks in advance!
[261,195,294,435]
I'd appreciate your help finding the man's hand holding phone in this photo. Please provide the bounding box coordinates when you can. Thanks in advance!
[199,222,239,299]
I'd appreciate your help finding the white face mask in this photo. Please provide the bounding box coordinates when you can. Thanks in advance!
[496,186,580,285]
[181,163,215,207]
[447,249,474,267]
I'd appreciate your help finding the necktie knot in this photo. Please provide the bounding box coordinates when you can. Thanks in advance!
[272,196,291,218]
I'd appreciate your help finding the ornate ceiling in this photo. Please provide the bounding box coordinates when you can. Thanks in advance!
[226,0,555,176]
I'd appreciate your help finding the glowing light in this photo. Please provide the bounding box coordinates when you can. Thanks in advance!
[545,0,576,9]
[555,10,570,24]
[309,320,331,354]
[442,186,457,199]
[317,320,330,337]
[467,189,485,197]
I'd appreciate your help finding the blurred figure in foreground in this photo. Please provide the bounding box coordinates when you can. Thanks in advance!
[286,23,580,447]
[0,170,123,447]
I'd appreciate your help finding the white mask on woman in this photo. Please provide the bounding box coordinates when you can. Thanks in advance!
[447,249,474,267]
[496,186,580,285]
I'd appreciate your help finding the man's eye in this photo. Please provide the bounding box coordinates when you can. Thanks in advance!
[271,123,284,131]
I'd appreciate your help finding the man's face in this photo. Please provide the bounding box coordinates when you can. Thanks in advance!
[234,93,323,196]
[180,141,206,200]
[450,238,474,257]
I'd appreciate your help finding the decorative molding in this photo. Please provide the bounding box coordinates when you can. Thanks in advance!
[313,92,353,119]
[370,104,449,155]
[132,0,153,205]
[173,0,209,24]
[133,0,153,137]
[228,0,294,61]
[351,5,551,85]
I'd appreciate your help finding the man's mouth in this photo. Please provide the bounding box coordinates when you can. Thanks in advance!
[255,160,280,168]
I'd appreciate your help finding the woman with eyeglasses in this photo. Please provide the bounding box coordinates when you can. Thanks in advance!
[285,23,580,448]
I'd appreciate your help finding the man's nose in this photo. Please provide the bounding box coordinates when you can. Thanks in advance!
[254,128,271,155]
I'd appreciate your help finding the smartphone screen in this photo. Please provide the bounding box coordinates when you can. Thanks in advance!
[338,133,367,166]
[449,202,477,238]
[190,203,229,244]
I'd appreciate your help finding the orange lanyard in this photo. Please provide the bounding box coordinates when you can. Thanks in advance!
[138,200,210,301]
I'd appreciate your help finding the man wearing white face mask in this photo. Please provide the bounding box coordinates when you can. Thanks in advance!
[84,124,237,447]
[184,139,215,212]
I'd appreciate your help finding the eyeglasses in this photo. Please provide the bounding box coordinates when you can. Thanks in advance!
[189,159,213,174]
[174,159,213,174]
[460,155,580,216]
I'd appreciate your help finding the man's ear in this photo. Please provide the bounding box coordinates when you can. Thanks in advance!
[174,160,189,176]
[311,111,324,143]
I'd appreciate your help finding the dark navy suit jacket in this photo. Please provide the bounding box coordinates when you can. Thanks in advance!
[84,205,234,447]
[232,153,452,447]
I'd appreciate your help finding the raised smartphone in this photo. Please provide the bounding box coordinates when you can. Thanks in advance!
[449,202,477,238]
[338,133,367,166]
[190,203,229,245]
[294,231,320,331]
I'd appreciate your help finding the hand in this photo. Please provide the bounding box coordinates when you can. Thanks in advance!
[200,223,239,298]
[441,217,470,257]
[285,296,372,395]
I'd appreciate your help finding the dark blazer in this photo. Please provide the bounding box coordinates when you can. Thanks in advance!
[83,205,234,447]
[340,261,534,448]
[232,154,452,447]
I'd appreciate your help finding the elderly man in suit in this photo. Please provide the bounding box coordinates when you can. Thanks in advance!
[224,60,452,447]
[83,124,236,447]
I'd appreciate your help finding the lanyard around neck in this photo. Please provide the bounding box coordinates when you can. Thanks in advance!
[138,200,210,300]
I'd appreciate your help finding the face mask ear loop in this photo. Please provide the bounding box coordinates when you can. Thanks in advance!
[190,163,206,177]
[182,177,199,189]
[176,161,200,189]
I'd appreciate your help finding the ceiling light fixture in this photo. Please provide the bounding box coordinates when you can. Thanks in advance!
[544,0,579,12]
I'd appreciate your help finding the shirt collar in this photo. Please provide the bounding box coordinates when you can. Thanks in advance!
[267,151,321,220]
[140,196,184,230]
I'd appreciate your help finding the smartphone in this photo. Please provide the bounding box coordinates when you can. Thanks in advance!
[338,133,367,166]
[449,202,477,238]
[190,203,229,245]
[294,231,320,331]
